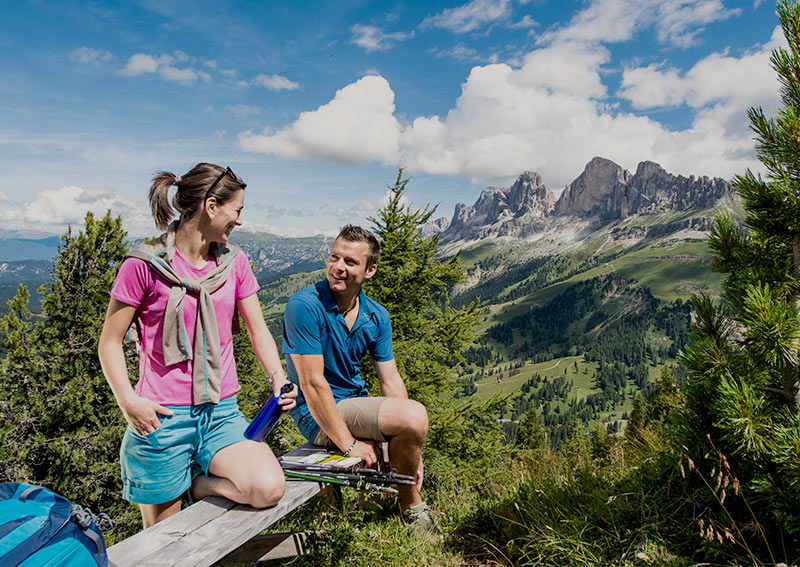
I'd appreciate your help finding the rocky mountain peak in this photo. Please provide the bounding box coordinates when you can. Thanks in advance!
[628,160,731,214]
[634,160,665,181]
[450,171,556,233]
[553,157,632,218]
[440,157,734,243]
[507,171,555,216]
[419,216,451,238]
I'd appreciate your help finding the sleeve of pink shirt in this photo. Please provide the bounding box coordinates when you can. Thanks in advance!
[235,251,260,300]
[110,257,153,307]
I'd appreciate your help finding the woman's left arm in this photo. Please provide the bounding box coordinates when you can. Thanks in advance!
[236,293,297,410]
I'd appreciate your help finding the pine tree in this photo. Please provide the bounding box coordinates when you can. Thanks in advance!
[515,405,549,451]
[362,170,506,465]
[363,169,482,405]
[680,0,800,538]
[0,211,140,538]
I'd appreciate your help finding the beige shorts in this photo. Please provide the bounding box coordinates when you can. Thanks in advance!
[312,396,387,446]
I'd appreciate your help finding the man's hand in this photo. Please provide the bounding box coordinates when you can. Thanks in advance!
[348,439,379,467]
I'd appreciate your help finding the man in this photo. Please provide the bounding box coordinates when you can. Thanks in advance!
[282,225,437,535]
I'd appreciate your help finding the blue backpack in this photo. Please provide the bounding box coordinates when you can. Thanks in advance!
[0,483,112,567]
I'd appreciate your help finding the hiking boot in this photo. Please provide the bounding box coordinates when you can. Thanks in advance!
[402,503,442,543]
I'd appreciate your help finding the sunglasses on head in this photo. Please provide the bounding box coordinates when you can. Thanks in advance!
[204,166,245,202]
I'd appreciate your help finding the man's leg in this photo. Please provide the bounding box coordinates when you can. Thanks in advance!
[322,396,429,510]
[377,398,429,510]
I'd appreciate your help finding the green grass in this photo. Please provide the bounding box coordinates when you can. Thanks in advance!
[473,356,591,399]
[454,240,504,267]
[469,354,642,424]
[479,240,721,323]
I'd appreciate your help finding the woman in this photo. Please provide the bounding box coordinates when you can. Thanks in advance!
[98,163,296,528]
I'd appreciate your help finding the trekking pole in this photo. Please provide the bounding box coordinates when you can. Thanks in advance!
[283,470,399,494]
[352,467,415,483]
[281,463,415,486]
[282,467,402,489]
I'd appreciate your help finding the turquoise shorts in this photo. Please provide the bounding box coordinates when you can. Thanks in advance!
[120,396,248,505]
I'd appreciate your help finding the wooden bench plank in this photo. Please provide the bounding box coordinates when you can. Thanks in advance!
[132,480,324,567]
[107,496,236,565]
[107,444,338,567]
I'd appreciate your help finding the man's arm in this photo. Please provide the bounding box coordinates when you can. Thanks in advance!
[290,353,379,465]
[374,358,408,398]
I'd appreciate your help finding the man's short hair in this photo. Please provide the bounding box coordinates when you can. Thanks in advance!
[337,225,380,268]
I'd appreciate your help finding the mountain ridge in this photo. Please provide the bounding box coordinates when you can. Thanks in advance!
[435,156,735,247]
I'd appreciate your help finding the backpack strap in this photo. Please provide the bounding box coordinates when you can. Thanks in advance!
[18,485,45,501]
[71,504,114,554]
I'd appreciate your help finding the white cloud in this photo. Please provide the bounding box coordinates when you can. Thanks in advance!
[431,43,479,61]
[512,41,610,98]
[509,14,537,30]
[238,75,401,165]
[4,186,150,232]
[236,3,779,191]
[350,24,412,52]
[618,64,688,108]
[251,73,301,91]
[70,46,112,65]
[657,0,741,47]
[118,52,211,84]
[620,26,782,110]
[421,0,513,33]
[119,54,158,76]
[238,28,778,190]
[329,189,409,220]
[251,203,314,217]
[159,66,210,84]
[538,0,740,48]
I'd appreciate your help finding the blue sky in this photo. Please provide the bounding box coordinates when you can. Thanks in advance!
[0,0,781,237]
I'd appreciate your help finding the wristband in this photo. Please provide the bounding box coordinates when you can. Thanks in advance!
[343,439,357,456]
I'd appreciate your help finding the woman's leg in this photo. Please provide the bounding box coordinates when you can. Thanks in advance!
[192,439,286,509]
[139,498,181,529]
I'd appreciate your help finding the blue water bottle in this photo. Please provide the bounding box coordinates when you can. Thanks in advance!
[245,382,295,443]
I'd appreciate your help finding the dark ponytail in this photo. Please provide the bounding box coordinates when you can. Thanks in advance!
[148,163,246,231]
[149,171,180,231]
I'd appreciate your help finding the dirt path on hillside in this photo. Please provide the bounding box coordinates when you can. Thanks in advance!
[474,355,583,387]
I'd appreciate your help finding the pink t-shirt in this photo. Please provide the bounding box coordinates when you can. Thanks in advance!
[111,249,260,405]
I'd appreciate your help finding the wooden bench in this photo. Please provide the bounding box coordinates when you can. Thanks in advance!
[107,444,335,567]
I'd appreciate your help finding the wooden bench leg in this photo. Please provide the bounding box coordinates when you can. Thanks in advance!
[212,531,320,565]
[321,482,343,510]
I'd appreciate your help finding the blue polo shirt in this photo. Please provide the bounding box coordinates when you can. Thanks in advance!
[282,279,394,442]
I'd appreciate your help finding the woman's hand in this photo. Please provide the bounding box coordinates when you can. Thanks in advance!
[272,375,298,412]
[120,395,174,435]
